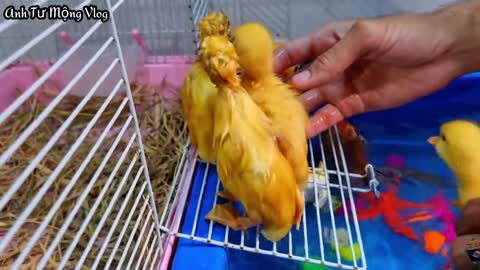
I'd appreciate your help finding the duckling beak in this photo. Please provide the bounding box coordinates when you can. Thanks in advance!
[428,136,439,145]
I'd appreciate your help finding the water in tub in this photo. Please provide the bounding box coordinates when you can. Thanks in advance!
[171,73,480,270]
[226,120,478,270]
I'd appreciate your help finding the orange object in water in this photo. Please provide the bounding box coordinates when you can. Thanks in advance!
[423,231,446,255]
[406,213,433,223]
[441,247,449,257]
[357,190,433,241]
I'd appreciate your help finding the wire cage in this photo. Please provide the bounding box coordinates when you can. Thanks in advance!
[0,0,440,269]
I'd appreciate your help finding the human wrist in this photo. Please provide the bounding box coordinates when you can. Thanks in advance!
[434,0,480,76]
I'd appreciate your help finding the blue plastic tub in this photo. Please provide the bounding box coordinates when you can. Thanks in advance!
[171,72,480,270]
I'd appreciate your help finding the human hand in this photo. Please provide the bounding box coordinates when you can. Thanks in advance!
[274,4,480,138]
[451,198,480,270]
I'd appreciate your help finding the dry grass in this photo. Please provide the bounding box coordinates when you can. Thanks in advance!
[0,69,188,269]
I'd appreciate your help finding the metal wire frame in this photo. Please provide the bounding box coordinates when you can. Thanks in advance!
[0,0,381,269]
[156,1,377,269]
[0,0,95,71]
[159,124,378,269]
[0,0,49,33]
[208,0,290,39]
[0,0,164,268]
[0,0,196,63]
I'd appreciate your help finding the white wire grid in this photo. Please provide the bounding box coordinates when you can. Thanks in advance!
[156,1,378,269]
[0,0,291,63]
[0,0,456,63]
[0,0,196,63]
[0,0,165,269]
[160,128,379,270]
[0,0,380,269]
[0,0,290,64]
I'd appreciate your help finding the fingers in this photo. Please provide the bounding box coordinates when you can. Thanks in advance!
[299,88,326,111]
[291,20,380,91]
[452,199,480,270]
[273,35,313,74]
[451,235,479,270]
[306,104,344,138]
[455,198,480,236]
[299,79,366,138]
[333,94,367,119]
[304,96,365,138]
[273,20,354,75]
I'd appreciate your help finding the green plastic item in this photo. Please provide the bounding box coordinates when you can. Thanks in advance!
[332,242,361,262]
[301,255,328,270]
[320,195,342,213]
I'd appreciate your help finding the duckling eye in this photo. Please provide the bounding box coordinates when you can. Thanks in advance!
[441,134,447,142]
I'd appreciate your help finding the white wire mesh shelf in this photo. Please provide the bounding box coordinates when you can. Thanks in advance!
[0,0,381,269]
[158,7,380,269]
[160,125,380,270]
[0,0,165,269]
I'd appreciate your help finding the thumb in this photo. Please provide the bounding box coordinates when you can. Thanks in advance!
[451,234,479,270]
[291,20,379,91]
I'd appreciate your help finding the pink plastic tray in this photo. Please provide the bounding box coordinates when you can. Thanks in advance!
[0,55,195,270]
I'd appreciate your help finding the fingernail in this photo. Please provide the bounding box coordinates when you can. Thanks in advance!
[306,116,325,138]
[274,45,284,56]
[305,126,316,139]
[273,49,286,73]
[299,90,320,111]
[273,47,284,61]
[292,70,311,84]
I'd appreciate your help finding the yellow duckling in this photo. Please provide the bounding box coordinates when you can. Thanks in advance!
[233,22,310,192]
[200,34,304,242]
[428,120,480,208]
[180,12,232,163]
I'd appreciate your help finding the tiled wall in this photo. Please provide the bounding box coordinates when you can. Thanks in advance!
[0,0,457,61]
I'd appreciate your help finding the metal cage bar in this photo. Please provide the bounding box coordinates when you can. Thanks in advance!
[117,207,153,269]
[0,17,104,126]
[333,125,368,266]
[150,247,162,270]
[91,165,145,270]
[10,79,126,268]
[36,111,133,269]
[308,139,325,262]
[0,0,49,33]
[0,1,164,268]
[57,133,138,269]
[144,234,159,269]
[0,37,114,169]
[318,134,342,264]
[75,151,141,269]
[125,216,154,270]
[0,0,93,71]
[104,182,149,269]
[0,0,449,62]
[161,132,372,269]
[105,0,164,256]
[154,1,377,269]
[0,0,383,269]
[135,222,157,270]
